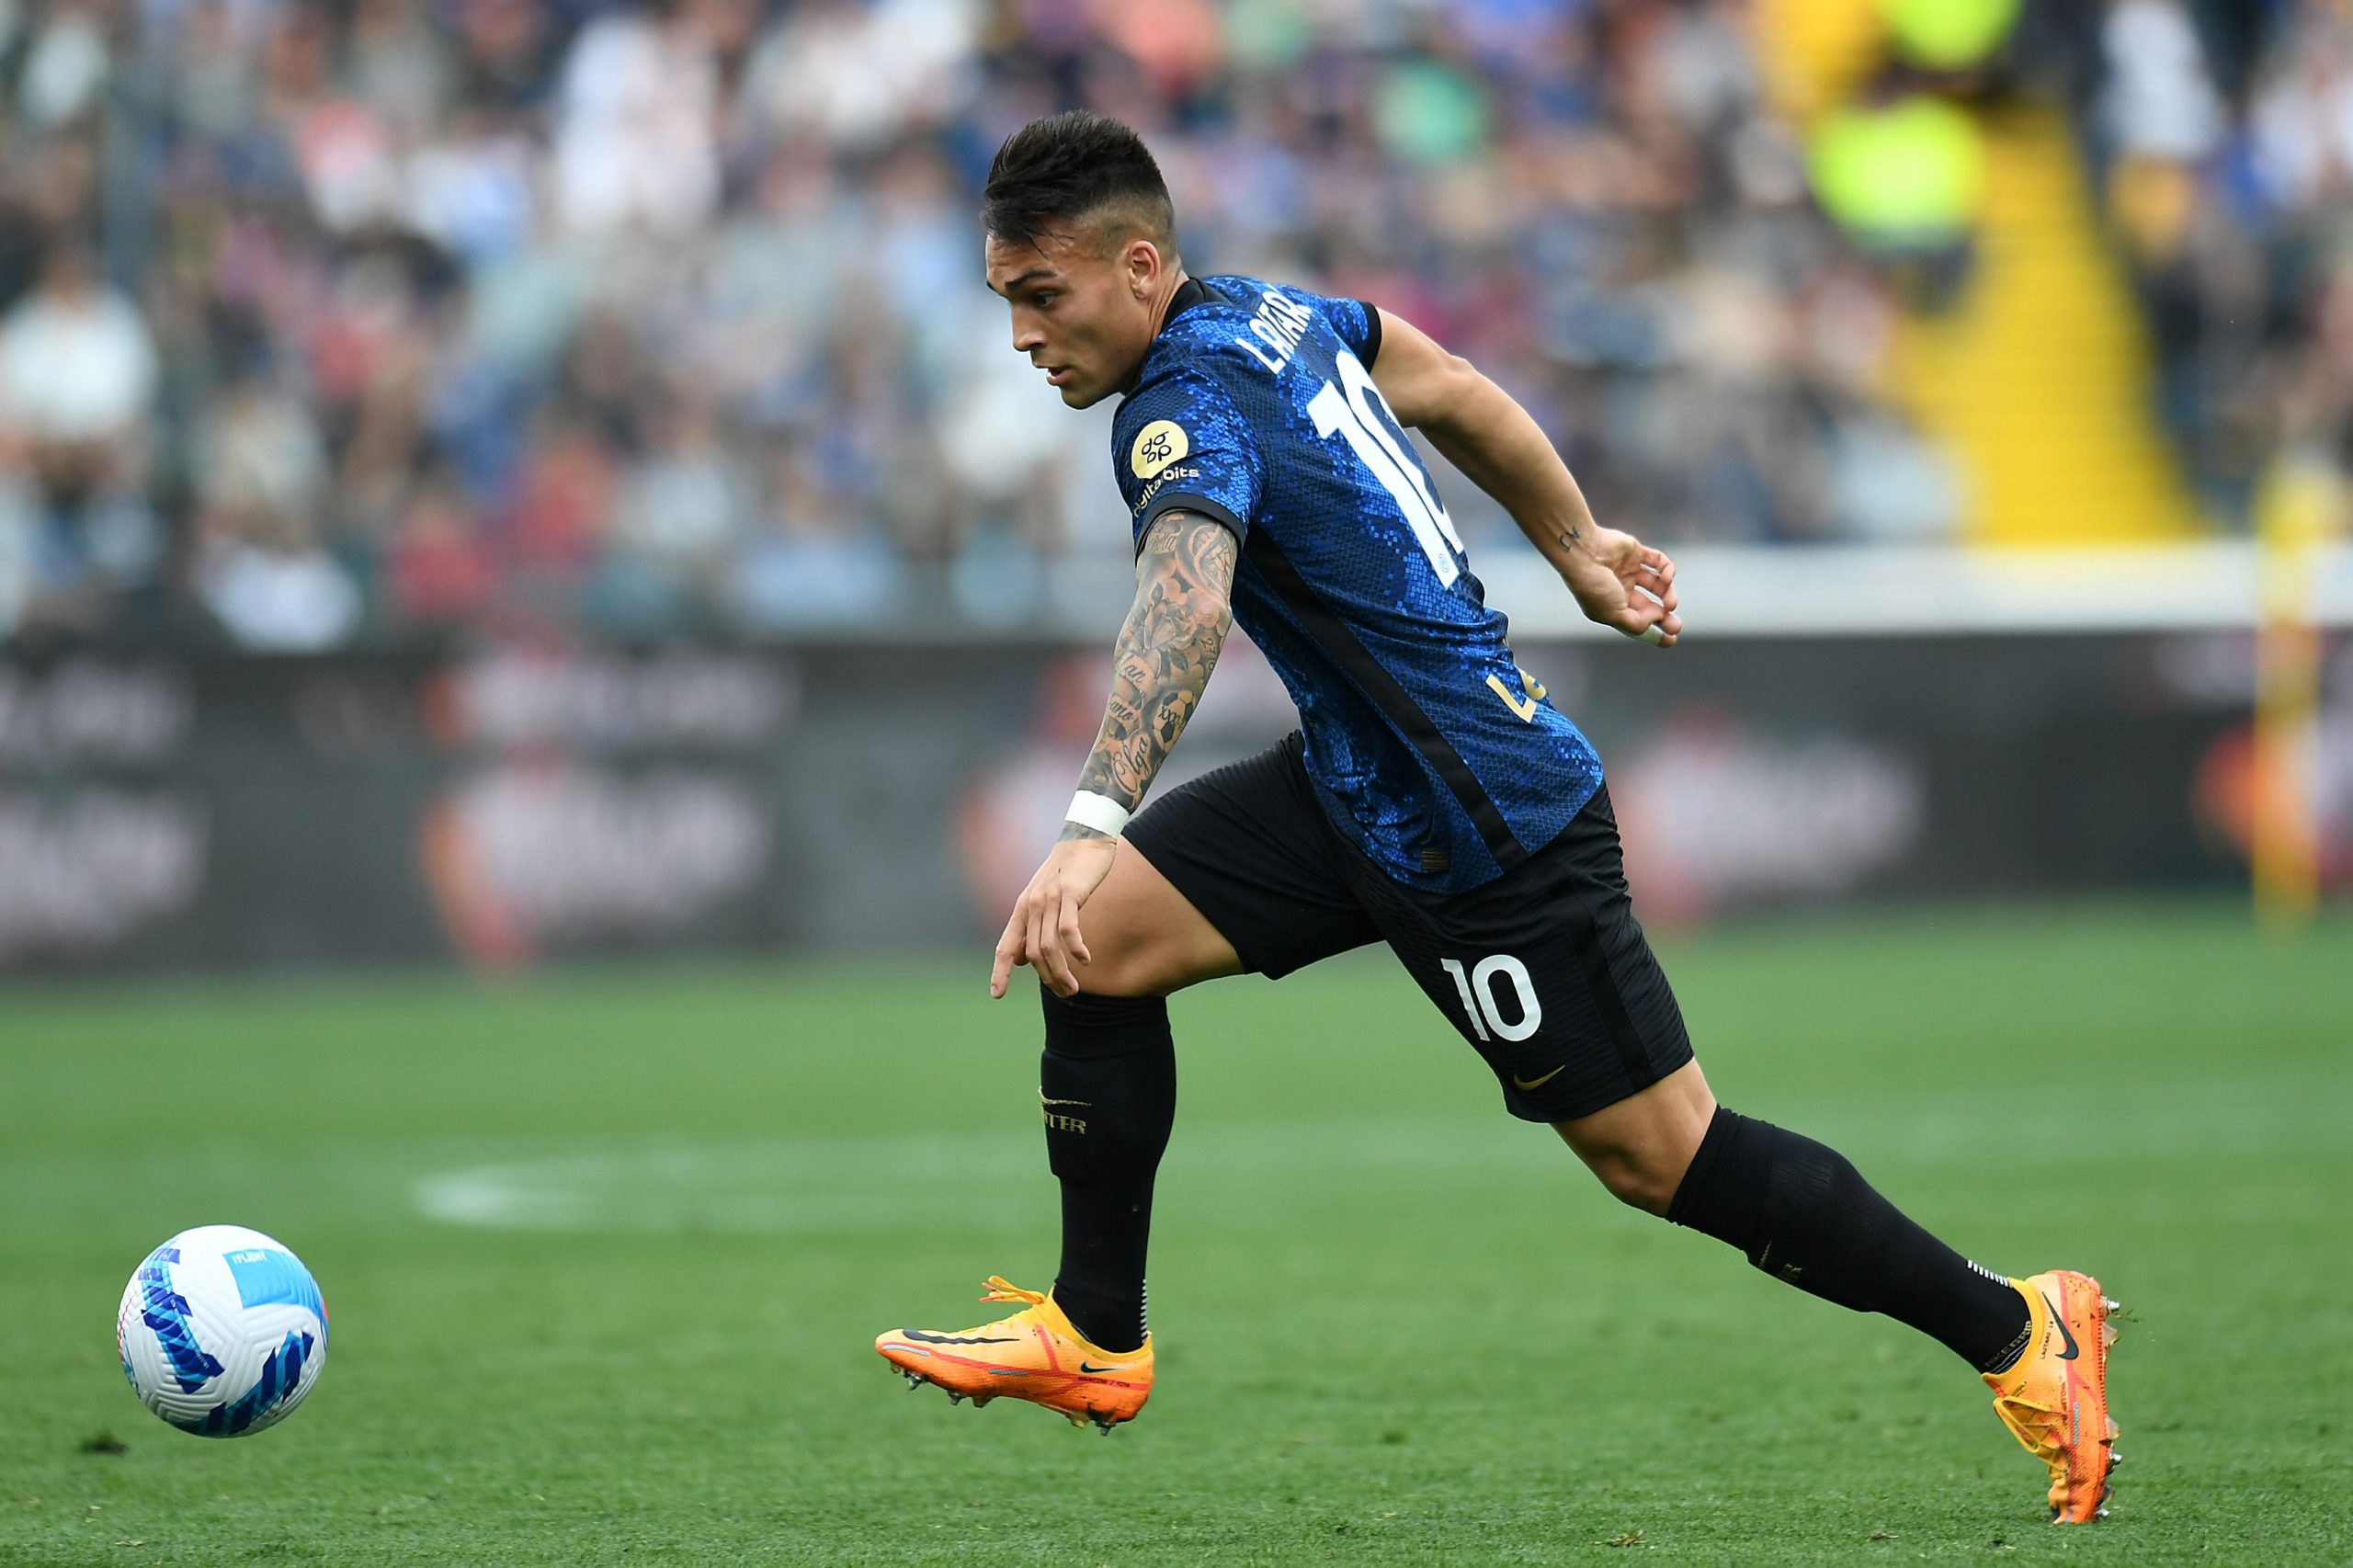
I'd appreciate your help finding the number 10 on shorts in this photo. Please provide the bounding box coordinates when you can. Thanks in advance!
[1439,955,1542,1042]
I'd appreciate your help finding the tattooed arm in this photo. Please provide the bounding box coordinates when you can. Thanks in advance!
[1368,306,1681,648]
[987,509,1239,999]
[1063,509,1239,840]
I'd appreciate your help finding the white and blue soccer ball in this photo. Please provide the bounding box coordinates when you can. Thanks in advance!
[116,1225,328,1437]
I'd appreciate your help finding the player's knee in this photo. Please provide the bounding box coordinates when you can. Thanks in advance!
[1584,1148,1682,1216]
[1070,927,1228,997]
[1554,1064,1715,1216]
[1562,1124,1701,1215]
[1067,941,1178,998]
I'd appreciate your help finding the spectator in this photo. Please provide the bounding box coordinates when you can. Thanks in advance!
[0,242,154,449]
[608,391,753,604]
[387,467,497,627]
[552,2,720,237]
[17,0,110,131]
[195,369,330,540]
[0,242,164,627]
[735,440,904,630]
[197,508,363,653]
[2101,0,2224,165]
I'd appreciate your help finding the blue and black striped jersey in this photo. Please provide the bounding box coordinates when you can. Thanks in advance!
[1112,273,1604,894]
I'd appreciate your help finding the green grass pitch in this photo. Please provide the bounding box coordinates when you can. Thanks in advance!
[2,902,2347,1565]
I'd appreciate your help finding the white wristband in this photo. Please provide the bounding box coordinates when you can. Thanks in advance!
[1065,790,1131,839]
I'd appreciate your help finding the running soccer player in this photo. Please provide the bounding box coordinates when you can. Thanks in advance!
[875,112,2120,1524]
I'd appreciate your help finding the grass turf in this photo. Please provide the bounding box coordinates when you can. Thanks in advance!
[1,901,2346,1565]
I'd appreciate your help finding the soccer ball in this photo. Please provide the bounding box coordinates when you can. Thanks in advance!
[116,1225,328,1437]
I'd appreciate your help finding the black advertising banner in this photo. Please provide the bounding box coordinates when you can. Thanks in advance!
[0,631,2337,973]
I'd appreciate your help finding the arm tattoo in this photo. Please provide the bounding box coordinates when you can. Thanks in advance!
[1061,510,1239,842]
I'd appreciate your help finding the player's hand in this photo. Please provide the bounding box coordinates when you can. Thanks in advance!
[1561,525,1680,648]
[990,835,1120,1000]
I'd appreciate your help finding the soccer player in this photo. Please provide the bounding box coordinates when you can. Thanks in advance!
[875,112,2120,1524]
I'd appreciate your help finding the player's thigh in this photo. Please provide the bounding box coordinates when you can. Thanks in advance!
[1103,734,1381,994]
[1371,785,1695,1126]
[1065,838,1244,997]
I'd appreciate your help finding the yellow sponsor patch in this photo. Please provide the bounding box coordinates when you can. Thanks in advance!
[1130,419,1190,480]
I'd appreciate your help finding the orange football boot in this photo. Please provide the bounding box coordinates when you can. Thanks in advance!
[875,1277,1153,1434]
[1984,1269,2121,1523]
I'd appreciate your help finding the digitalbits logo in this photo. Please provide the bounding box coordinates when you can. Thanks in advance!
[1131,420,1189,480]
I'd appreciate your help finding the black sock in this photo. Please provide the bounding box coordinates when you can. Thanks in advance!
[1666,1107,2033,1374]
[1040,987,1174,1355]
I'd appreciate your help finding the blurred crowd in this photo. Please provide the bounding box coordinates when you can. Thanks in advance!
[2086,0,2353,526]
[0,0,2341,648]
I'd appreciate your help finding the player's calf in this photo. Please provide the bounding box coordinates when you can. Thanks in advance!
[1662,1106,2035,1369]
[1038,987,1172,1354]
[1656,1106,2129,1520]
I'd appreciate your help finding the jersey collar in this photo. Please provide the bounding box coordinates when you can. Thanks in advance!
[1160,274,1213,330]
[1117,275,1218,399]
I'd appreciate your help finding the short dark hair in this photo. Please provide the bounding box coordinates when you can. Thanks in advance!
[983,111,1176,255]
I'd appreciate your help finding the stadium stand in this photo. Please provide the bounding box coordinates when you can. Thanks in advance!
[0,0,2340,647]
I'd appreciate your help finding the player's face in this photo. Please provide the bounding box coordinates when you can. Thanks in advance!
[985,221,1166,410]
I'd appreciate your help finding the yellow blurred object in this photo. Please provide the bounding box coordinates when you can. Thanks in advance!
[2251,451,2337,929]
[1810,96,1984,247]
[1754,0,1884,123]
[1880,0,2020,71]
[1884,103,2203,544]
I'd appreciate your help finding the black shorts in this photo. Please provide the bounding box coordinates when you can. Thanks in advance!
[1122,733,1693,1123]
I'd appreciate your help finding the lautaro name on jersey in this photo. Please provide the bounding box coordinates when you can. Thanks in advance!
[1111,274,1605,895]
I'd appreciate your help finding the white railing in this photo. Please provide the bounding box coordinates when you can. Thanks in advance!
[1480,541,2353,640]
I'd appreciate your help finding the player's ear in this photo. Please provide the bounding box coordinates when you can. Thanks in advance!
[1124,236,1163,301]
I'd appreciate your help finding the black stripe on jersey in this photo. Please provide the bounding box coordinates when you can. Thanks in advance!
[1243,532,1528,872]
[1354,301,1383,367]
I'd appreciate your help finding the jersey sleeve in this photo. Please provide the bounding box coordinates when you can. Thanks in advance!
[1115,361,1263,554]
[1320,295,1385,368]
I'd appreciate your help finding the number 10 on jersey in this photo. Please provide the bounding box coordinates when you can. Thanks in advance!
[1308,351,1468,587]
